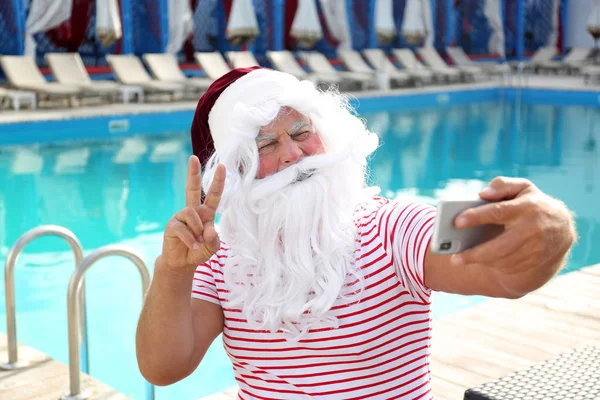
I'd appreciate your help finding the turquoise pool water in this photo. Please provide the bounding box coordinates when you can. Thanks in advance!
[0,100,598,399]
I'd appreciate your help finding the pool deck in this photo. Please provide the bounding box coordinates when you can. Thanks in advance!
[0,334,128,399]
[0,74,597,125]
[199,263,600,400]
[0,264,598,399]
[429,263,600,399]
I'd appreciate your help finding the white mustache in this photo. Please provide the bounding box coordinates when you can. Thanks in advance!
[248,150,349,204]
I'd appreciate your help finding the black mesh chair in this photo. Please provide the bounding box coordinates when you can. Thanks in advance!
[464,346,600,400]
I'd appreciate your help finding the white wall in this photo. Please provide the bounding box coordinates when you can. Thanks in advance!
[567,0,597,49]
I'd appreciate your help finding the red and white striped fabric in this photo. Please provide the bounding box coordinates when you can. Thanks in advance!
[192,197,436,399]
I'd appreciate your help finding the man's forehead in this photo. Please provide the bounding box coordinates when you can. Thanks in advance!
[258,107,310,133]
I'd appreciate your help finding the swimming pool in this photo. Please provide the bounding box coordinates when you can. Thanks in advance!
[0,98,598,399]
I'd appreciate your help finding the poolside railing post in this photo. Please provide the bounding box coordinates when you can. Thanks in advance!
[516,0,525,60]
[345,0,356,50]
[501,0,506,59]
[445,0,455,49]
[158,0,169,53]
[120,0,134,54]
[12,0,26,55]
[367,0,377,48]
[430,0,436,49]
[560,0,568,55]
[272,0,284,51]
[215,0,228,53]
[145,379,156,400]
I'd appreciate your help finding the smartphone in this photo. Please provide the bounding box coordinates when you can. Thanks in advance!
[430,199,505,255]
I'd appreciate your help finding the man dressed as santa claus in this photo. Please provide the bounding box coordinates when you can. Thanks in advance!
[135,67,576,399]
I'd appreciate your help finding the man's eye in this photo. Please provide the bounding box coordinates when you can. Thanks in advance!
[258,142,277,153]
[292,131,310,140]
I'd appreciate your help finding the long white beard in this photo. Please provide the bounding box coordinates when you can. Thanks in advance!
[219,152,373,339]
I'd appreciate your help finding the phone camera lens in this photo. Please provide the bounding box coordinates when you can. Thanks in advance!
[440,242,451,251]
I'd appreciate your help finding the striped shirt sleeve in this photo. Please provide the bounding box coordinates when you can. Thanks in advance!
[191,259,221,306]
[377,200,436,302]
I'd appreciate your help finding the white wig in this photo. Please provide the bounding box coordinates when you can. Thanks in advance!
[200,69,381,338]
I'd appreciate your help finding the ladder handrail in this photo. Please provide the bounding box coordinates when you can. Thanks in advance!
[63,244,154,400]
[1,225,88,371]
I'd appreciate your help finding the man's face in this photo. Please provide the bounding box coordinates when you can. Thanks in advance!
[255,108,325,179]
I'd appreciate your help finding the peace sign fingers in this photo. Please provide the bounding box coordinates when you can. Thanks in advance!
[198,163,225,251]
[161,157,226,271]
[202,163,226,216]
[185,155,203,207]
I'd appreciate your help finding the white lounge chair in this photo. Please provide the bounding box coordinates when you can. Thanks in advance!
[361,49,414,87]
[225,51,260,68]
[0,87,37,111]
[337,49,392,89]
[194,52,232,80]
[510,46,558,73]
[143,53,212,93]
[390,48,441,83]
[266,50,341,87]
[0,87,10,110]
[0,55,81,106]
[337,49,376,75]
[266,50,309,79]
[46,53,122,101]
[106,55,185,99]
[298,51,377,90]
[417,47,476,81]
[446,47,509,76]
[537,48,591,74]
[267,50,342,85]
[582,64,600,84]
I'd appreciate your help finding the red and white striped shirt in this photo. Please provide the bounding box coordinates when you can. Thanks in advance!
[192,197,436,399]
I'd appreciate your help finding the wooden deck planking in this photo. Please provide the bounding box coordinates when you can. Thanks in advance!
[0,333,129,400]
[430,264,600,399]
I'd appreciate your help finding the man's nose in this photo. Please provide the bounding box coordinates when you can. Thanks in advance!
[279,137,303,166]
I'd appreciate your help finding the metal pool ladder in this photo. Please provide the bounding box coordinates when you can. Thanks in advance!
[62,244,154,400]
[1,225,89,372]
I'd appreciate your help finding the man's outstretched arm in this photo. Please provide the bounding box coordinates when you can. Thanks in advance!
[424,177,577,299]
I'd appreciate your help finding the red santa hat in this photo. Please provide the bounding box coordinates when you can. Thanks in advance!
[190,66,263,166]
[190,66,301,167]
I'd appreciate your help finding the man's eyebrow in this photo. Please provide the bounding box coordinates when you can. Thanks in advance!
[255,133,278,142]
[287,120,308,135]
[256,119,310,142]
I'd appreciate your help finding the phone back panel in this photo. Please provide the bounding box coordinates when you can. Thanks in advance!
[431,200,504,254]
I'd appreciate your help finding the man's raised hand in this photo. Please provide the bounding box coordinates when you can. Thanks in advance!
[160,155,226,271]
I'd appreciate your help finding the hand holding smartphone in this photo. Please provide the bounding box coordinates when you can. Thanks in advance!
[430,199,505,255]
